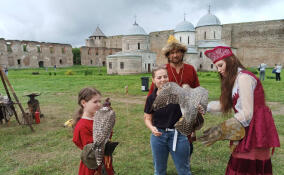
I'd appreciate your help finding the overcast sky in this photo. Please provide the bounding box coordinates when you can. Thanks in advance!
[0,0,283,47]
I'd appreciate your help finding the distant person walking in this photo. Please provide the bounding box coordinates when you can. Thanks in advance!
[4,66,8,76]
[258,63,267,81]
[275,64,282,81]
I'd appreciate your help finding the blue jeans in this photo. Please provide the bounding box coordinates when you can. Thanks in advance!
[259,70,265,81]
[150,128,192,175]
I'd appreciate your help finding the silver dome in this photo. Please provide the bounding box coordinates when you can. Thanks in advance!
[125,22,147,36]
[174,20,195,32]
[196,14,221,28]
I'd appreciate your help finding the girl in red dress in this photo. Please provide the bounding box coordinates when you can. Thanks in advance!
[72,87,114,175]
[200,46,280,175]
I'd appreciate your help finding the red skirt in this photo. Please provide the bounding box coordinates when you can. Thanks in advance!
[225,148,272,175]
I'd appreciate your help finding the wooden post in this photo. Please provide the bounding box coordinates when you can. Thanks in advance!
[0,69,21,125]
[0,67,34,132]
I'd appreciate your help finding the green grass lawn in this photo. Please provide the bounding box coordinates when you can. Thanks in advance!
[0,66,283,175]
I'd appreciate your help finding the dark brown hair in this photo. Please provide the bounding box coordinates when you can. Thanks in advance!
[219,55,245,113]
[72,87,101,129]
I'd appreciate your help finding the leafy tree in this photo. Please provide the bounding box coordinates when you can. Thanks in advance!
[72,48,81,65]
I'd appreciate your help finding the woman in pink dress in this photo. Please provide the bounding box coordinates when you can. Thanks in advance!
[199,46,280,175]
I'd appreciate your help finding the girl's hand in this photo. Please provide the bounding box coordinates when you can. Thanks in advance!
[151,126,162,136]
[198,104,205,115]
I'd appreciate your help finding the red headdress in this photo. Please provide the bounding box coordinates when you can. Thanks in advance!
[204,46,233,64]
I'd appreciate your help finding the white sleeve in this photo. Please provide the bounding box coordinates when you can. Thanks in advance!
[234,74,256,127]
[207,101,221,113]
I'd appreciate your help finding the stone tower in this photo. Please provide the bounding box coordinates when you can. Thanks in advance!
[86,26,106,48]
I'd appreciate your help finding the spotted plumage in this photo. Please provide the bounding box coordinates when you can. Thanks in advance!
[152,82,208,135]
[92,104,115,166]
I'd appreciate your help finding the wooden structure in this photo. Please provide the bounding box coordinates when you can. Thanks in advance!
[0,67,34,131]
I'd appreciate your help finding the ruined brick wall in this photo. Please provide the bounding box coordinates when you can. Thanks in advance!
[80,47,121,66]
[0,39,73,68]
[222,19,284,67]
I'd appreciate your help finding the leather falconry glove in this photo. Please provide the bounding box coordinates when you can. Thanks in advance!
[198,117,245,146]
[104,141,119,156]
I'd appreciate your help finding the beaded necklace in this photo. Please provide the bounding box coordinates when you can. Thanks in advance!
[170,64,184,86]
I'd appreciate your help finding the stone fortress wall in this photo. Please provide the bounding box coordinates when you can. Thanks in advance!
[149,19,284,67]
[222,20,284,67]
[0,38,73,68]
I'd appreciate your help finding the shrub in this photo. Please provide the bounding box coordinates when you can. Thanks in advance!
[84,70,93,76]
[65,70,74,75]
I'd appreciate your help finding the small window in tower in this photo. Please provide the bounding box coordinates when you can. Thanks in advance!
[138,43,140,50]
[200,52,202,58]
[90,60,93,64]
[120,62,124,69]
[23,44,27,52]
[188,36,189,44]
[96,52,98,56]
[214,31,216,39]
[204,32,206,40]
[109,62,112,69]
[211,64,214,69]
[180,37,182,42]
[17,59,21,65]
[200,64,202,69]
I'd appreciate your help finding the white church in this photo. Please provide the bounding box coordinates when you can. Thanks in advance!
[104,8,233,74]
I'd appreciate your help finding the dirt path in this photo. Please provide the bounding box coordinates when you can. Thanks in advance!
[110,94,284,115]
[267,102,284,115]
[111,95,147,105]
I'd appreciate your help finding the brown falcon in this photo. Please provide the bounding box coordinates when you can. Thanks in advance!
[152,82,208,135]
[92,98,116,167]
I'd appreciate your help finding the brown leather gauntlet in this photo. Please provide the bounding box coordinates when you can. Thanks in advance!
[198,117,245,146]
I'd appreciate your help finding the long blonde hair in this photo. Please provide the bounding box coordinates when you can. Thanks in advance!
[72,87,101,129]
